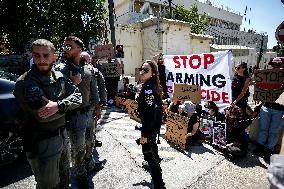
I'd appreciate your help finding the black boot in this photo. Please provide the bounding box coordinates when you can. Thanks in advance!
[95,140,102,147]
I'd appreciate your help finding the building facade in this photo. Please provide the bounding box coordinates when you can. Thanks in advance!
[106,0,273,75]
[113,0,268,53]
[113,18,212,75]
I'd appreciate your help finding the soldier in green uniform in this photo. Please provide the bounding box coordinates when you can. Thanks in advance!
[56,36,107,188]
[13,39,82,189]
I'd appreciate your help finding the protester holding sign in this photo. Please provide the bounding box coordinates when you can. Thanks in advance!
[179,101,201,148]
[136,60,165,189]
[253,57,284,162]
[231,62,250,117]
[104,57,121,106]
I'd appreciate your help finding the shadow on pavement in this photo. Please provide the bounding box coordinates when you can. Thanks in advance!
[133,179,152,188]
[0,157,33,188]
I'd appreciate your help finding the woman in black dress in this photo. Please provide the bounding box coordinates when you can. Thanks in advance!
[231,62,251,117]
[137,60,165,189]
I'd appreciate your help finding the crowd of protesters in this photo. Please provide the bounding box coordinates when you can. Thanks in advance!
[118,54,284,162]
[7,35,284,189]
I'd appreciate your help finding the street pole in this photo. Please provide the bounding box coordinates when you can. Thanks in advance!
[256,34,264,68]
[157,12,162,50]
[108,0,116,48]
[168,0,172,18]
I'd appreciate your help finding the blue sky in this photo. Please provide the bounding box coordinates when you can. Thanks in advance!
[212,0,284,48]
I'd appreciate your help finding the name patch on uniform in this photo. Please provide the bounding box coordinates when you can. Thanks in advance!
[24,86,41,97]
[145,89,153,94]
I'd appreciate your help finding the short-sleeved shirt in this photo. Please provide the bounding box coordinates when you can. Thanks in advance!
[231,75,250,99]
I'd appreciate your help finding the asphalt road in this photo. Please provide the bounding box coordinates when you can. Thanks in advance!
[0,106,270,189]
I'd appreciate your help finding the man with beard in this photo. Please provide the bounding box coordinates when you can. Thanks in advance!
[56,36,107,188]
[13,39,82,189]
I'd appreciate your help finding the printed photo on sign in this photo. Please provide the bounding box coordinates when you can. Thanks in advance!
[200,115,215,136]
[213,122,226,147]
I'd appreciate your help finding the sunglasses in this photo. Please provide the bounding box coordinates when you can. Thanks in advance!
[236,66,242,70]
[63,44,73,51]
[139,67,150,73]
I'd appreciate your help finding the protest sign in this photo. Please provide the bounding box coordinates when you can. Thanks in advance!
[115,96,127,108]
[275,91,284,105]
[165,112,189,149]
[200,115,215,136]
[94,44,113,59]
[125,99,141,123]
[253,69,284,102]
[212,122,226,147]
[173,84,201,104]
[101,63,123,77]
[164,51,233,109]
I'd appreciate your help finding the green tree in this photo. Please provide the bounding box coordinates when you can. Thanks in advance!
[172,4,208,34]
[272,43,284,56]
[0,0,107,54]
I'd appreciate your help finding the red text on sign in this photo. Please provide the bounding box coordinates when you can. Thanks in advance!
[173,53,215,69]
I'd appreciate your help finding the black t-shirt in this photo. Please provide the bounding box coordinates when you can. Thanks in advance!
[213,112,225,122]
[169,102,181,114]
[187,113,199,133]
[231,75,250,99]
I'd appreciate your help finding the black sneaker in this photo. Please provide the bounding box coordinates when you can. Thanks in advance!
[87,159,106,174]
[252,146,264,157]
[135,125,142,130]
[142,161,150,172]
[95,140,102,147]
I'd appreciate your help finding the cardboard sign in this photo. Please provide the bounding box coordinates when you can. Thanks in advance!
[115,96,127,108]
[94,44,113,59]
[173,84,201,104]
[254,69,284,102]
[212,122,226,147]
[101,63,123,77]
[165,112,189,149]
[125,99,141,123]
[275,91,284,106]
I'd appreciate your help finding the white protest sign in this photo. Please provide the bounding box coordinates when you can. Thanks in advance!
[164,51,233,109]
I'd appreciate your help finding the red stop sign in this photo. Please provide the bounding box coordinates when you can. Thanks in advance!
[276,21,284,44]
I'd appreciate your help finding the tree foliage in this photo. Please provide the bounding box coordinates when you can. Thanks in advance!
[272,43,284,56]
[0,0,107,54]
[172,4,208,34]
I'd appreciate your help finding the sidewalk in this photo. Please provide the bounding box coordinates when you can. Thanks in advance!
[95,107,270,189]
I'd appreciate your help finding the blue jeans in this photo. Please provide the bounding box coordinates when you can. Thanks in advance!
[257,105,284,151]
